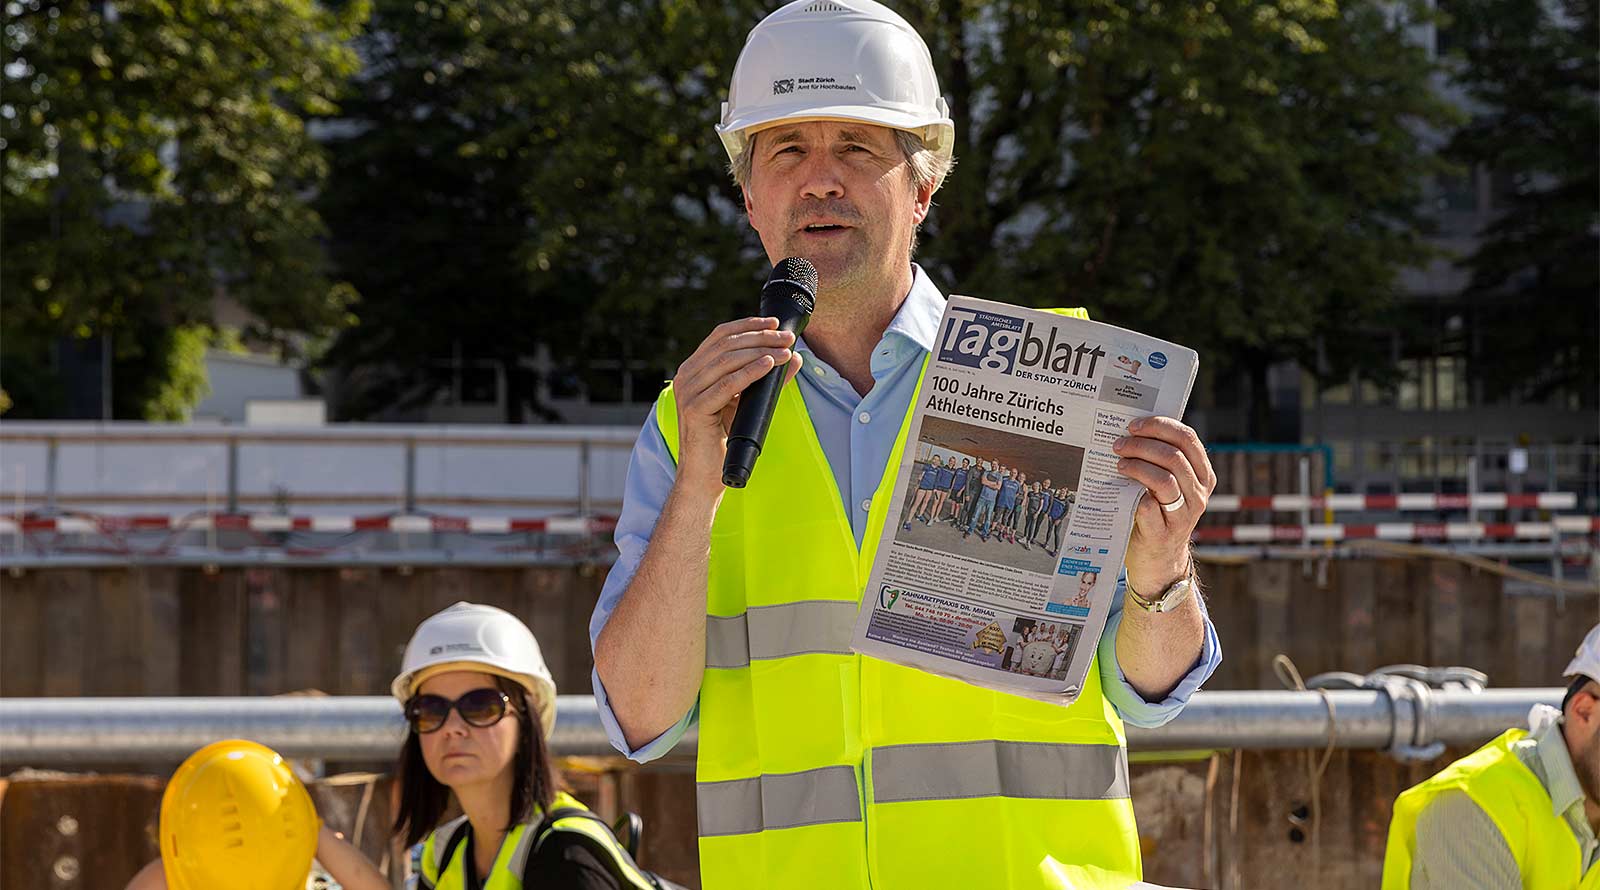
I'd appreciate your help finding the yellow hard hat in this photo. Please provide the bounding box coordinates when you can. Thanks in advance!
[159,739,319,890]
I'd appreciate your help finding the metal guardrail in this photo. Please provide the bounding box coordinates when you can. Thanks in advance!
[0,421,637,517]
[0,688,1560,767]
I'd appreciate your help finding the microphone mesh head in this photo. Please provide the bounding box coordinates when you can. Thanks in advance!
[770,258,818,308]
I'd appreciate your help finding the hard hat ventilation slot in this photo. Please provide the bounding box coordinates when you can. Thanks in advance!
[802,1,848,12]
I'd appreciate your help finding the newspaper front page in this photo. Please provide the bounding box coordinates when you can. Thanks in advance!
[850,296,1198,706]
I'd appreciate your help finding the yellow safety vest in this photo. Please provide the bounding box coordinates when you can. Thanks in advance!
[419,791,655,890]
[655,307,1142,890]
[1382,728,1599,890]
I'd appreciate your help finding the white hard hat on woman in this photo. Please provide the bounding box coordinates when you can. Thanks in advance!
[390,600,559,737]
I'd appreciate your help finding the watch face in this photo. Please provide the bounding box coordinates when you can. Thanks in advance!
[1153,579,1192,612]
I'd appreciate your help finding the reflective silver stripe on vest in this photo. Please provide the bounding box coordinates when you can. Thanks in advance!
[704,600,859,669]
[697,764,862,837]
[870,739,1130,803]
[430,814,469,875]
[507,821,538,878]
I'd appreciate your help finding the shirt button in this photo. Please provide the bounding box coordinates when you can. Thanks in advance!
[813,366,827,376]
[857,411,871,424]
[860,498,872,512]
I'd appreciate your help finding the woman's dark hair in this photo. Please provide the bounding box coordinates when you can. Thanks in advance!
[393,675,559,847]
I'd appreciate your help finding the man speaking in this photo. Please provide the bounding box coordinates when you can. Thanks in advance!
[590,1,1222,887]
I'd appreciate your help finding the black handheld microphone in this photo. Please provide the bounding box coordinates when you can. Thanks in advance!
[722,257,817,488]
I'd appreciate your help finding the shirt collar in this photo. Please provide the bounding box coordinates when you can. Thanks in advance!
[795,263,946,381]
[884,263,945,353]
[1531,714,1588,820]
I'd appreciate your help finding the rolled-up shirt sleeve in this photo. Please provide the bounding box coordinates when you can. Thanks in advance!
[588,410,698,763]
[1097,568,1222,729]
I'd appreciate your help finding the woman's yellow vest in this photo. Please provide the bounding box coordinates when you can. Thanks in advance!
[418,791,651,889]
[654,315,1142,890]
[1382,728,1599,890]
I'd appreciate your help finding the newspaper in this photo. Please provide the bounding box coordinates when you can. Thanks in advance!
[850,296,1198,706]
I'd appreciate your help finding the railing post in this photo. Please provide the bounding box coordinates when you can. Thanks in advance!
[1467,456,1478,525]
[579,440,592,519]
[44,436,58,514]
[226,437,240,514]
[403,438,417,514]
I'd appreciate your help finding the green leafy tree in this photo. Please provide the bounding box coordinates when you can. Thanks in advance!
[1,0,367,419]
[319,0,767,422]
[1443,0,1598,408]
[324,0,1453,438]
[899,0,1459,438]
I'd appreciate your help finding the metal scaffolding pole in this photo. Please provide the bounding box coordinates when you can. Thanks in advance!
[0,688,1560,768]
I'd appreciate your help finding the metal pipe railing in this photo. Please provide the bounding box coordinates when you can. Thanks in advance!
[0,688,1560,768]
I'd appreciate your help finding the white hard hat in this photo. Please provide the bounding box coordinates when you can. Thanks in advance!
[391,602,558,738]
[1564,623,1600,683]
[717,0,954,167]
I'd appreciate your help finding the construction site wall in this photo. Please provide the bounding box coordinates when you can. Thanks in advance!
[0,557,1591,888]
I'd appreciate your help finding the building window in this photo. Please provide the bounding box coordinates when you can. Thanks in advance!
[1435,355,1468,410]
[1320,374,1353,405]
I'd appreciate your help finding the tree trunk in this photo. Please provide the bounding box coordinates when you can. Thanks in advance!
[502,357,524,425]
[1247,355,1273,441]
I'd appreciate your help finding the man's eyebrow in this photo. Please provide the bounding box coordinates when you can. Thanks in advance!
[765,127,877,147]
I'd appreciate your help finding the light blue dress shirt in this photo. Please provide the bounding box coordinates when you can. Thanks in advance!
[588,264,1223,762]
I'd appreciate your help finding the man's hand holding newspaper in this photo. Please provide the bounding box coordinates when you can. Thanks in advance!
[1114,415,1216,600]
[850,296,1207,705]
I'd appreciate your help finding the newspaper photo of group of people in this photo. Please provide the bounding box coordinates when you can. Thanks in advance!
[895,417,1083,574]
[1002,617,1085,680]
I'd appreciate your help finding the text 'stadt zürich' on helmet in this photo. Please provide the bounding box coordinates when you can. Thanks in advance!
[159,739,319,890]
[716,0,954,167]
[391,601,559,738]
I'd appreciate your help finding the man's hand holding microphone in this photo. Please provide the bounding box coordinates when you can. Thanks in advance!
[670,258,817,499]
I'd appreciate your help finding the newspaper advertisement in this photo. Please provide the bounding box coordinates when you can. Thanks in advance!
[850,296,1198,706]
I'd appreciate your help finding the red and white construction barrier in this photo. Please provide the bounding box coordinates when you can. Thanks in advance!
[1,512,1594,545]
[1205,492,1577,512]
[0,513,619,536]
[1192,516,1600,543]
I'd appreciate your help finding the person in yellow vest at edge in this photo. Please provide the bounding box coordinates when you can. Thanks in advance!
[1383,623,1600,890]
[127,602,642,890]
[588,1,1224,887]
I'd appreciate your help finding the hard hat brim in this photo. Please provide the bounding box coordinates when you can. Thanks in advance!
[718,104,954,167]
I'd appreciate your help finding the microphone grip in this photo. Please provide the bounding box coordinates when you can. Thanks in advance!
[722,314,805,488]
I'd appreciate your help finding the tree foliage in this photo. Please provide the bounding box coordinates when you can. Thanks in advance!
[1443,0,1598,407]
[900,0,1459,437]
[318,0,768,422]
[323,0,1456,437]
[1,0,366,418]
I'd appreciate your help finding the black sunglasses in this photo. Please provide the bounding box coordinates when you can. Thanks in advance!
[405,688,514,734]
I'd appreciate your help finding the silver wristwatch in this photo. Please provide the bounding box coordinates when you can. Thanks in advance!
[1127,561,1197,613]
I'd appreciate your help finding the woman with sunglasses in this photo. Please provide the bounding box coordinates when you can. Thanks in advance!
[379,600,628,889]
[126,601,630,890]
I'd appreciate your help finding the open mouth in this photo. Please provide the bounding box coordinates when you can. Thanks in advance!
[801,223,850,234]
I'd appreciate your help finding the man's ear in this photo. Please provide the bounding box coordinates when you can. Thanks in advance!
[911,178,936,227]
[1574,685,1599,724]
